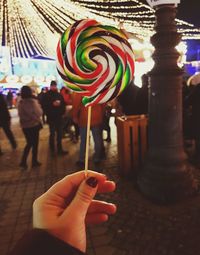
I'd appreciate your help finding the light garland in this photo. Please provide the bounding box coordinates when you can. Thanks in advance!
[4,0,49,58]
[72,0,200,39]
[6,74,19,83]
[1,0,200,60]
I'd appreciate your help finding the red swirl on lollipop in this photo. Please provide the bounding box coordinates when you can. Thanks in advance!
[56,19,135,107]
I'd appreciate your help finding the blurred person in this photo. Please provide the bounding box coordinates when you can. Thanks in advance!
[63,106,80,143]
[182,80,195,141]
[0,144,3,156]
[117,79,140,115]
[60,86,72,105]
[184,82,200,164]
[73,93,104,167]
[0,92,17,151]
[38,88,47,124]
[102,102,112,143]
[60,86,73,136]
[31,87,38,99]
[15,92,21,108]
[6,89,13,109]
[42,81,67,155]
[18,86,43,169]
[9,170,116,255]
[134,73,149,115]
[72,118,80,143]
[61,87,79,142]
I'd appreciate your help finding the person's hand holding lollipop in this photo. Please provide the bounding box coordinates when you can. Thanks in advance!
[33,171,116,253]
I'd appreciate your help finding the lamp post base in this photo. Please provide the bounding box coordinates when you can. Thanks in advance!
[138,160,197,204]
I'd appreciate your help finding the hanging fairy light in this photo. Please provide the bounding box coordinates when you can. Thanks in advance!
[72,0,200,39]
[1,0,200,60]
[6,75,19,83]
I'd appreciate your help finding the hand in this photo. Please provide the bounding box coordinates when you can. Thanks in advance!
[73,116,79,124]
[53,100,61,107]
[33,171,116,252]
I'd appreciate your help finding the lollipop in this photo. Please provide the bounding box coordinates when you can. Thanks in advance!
[56,19,135,175]
[56,19,135,107]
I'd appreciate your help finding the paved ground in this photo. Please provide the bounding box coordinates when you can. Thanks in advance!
[1,109,200,255]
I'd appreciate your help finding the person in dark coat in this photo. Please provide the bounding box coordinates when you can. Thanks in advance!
[42,81,67,155]
[6,89,13,109]
[9,171,116,255]
[0,93,17,151]
[134,73,149,115]
[184,83,200,162]
[117,79,140,115]
[102,102,112,142]
[37,88,47,124]
[0,144,3,155]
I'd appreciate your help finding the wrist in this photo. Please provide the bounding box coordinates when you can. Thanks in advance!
[46,224,86,253]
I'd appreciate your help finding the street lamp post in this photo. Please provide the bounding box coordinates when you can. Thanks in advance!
[138,0,197,203]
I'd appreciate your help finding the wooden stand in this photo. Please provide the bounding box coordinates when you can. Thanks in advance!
[116,115,148,175]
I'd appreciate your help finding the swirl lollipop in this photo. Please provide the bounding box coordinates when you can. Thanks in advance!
[56,19,135,174]
[57,19,135,106]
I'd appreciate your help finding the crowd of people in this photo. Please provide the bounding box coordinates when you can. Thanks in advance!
[0,81,115,169]
[0,93,17,155]
[1,75,200,254]
[0,83,117,255]
[1,75,199,169]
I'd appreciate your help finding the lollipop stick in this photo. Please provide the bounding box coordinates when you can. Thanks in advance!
[84,106,92,177]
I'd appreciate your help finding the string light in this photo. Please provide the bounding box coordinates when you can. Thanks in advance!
[72,0,200,39]
[6,74,19,83]
[1,0,200,59]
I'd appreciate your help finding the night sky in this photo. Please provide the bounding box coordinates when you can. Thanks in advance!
[140,0,200,27]
[177,0,200,27]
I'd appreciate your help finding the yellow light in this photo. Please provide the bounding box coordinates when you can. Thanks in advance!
[34,75,45,83]
[6,75,19,83]
[143,49,152,59]
[21,75,33,84]
[1,0,200,60]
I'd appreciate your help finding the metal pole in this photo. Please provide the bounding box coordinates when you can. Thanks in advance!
[138,4,197,203]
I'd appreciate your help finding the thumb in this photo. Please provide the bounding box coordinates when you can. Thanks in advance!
[66,177,98,217]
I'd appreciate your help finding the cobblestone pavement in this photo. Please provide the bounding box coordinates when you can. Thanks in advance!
[1,109,200,255]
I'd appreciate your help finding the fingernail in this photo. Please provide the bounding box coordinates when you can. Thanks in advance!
[86,177,98,188]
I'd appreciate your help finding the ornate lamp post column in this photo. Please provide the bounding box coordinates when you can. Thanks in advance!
[138,1,197,203]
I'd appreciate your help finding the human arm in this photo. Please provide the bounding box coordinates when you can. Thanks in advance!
[41,93,51,115]
[10,171,116,254]
[9,229,84,255]
[33,99,43,119]
[0,94,11,123]
[184,85,198,107]
[59,94,67,116]
[72,94,82,124]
